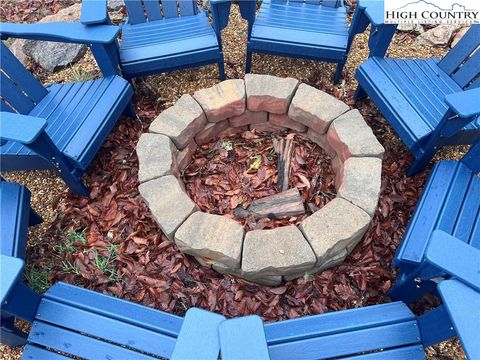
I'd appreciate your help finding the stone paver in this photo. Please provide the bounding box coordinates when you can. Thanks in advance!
[245,74,299,114]
[307,129,336,157]
[177,141,197,171]
[136,133,178,183]
[327,109,384,162]
[289,84,349,134]
[229,110,267,127]
[242,226,316,276]
[139,176,198,241]
[299,198,371,265]
[195,120,229,145]
[193,79,246,122]
[220,126,249,137]
[337,157,382,216]
[149,94,207,149]
[175,212,245,269]
[269,114,307,132]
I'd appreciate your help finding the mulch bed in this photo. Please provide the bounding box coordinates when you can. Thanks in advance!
[182,131,336,230]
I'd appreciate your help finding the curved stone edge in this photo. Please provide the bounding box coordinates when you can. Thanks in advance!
[137,75,384,284]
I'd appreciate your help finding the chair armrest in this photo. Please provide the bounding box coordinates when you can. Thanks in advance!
[425,230,480,292]
[445,87,480,118]
[0,22,119,44]
[210,0,232,38]
[80,0,109,25]
[0,254,25,305]
[0,113,47,144]
[357,0,385,27]
[438,280,480,360]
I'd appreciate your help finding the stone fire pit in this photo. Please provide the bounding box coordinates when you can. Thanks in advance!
[137,74,384,286]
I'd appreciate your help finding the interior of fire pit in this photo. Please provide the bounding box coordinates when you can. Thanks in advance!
[181,131,336,231]
[136,74,384,286]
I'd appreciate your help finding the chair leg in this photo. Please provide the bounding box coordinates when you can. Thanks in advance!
[218,60,226,81]
[353,85,368,101]
[407,149,436,176]
[123,103,138,120]
[0,315,27,348]
[245,50,253,74]
[28,209,43,226]
[389,271,437,303]
[333,62,345,84]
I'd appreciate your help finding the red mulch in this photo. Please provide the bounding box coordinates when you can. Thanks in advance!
[182,131,336,230]
[27,84,432,321]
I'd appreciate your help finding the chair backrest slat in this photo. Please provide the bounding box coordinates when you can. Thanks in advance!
[178,0,196,16]
[125,0,148,24]
[143,0,163,21]
[1,98,15,113]
[125,0,197,24]
[272,0,341,6]
[162,0,179,18]
[438,25,480,89]
[0,43,47,114]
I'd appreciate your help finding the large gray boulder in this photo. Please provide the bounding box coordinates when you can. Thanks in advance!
[10,4,88,72]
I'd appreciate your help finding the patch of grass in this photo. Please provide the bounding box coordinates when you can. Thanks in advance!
[61,260,81,276]
[221,140,233,151]
[25,265,52,293]
[70,68,93,82]
[55,229,87,254]
[91,244,122,282]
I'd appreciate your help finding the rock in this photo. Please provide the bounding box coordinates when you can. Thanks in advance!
[289,84,349,134]
[136,133,178,183]
[139,176,198,241]
[327,109,384,162]
[336,157,382,216]
[242,273,283,286]
[177,142,197,171]
[307,129,336,157]
[299,198,371,265]
[242,226,316,276]
[250,122,287,132]
[108,0,125,10]
[269,114,307,132]
[451,27,469,48]
[415,25,461,47]
[245,74,299,114]
[397,23,424,34]
[175,212,245,269]
[11,4,87,71]
[149,94,207,149]
[283,249,348,281]
[193,79,246,122]
[229,110,267,127]
[195,120,229,145]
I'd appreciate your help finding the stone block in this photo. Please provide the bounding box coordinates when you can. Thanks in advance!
[193,79,246,122]
[149,94,207,149]
[269,114,307,132]
[177,141,197,171]
[229,110,267,127]
[245,74,299,114]
[220,126,249,137]
[250,122,287,132]
[289,84,349,134]
[195,120,229,145]
[307,129,336,157]
[136,133,178,183]
[139,176,198,241]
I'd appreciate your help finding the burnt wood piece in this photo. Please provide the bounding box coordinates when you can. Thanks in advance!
[273,136,294,192]
[234,188,305,220]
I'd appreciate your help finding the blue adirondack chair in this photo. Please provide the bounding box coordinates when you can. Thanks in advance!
[219,280,480,359]
[238,0,362,83]
[0,181,42,347]
[80,0,232,80]
[0,22,135,196]
[355,24,480,175]
[1,254,225,358]
[389,140,479,302]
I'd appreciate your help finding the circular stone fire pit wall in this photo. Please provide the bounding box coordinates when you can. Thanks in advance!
[137,74,384,286]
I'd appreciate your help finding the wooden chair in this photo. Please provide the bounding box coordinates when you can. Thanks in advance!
[389,140,479,302]
[1,254,225,359]
[0,23,135,196]
[0,181,42,348]
[81,0,232,80]
[355,24,480,175]
[238,0,362,83]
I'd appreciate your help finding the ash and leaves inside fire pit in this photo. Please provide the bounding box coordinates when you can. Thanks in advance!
[182,130,337,230]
